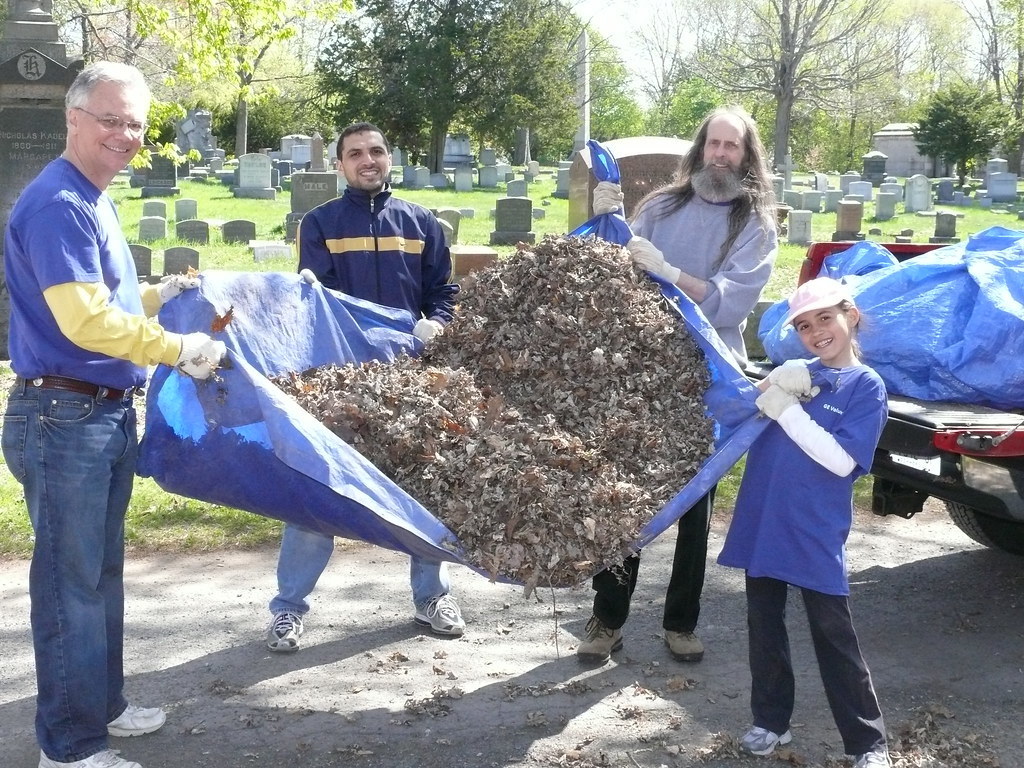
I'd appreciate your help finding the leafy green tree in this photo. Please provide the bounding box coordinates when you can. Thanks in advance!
[315,0,577,171]
[913,84,1017,185]
[646,77,725,139]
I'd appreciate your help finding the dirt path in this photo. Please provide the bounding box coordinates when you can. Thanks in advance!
[2,500,1022,768]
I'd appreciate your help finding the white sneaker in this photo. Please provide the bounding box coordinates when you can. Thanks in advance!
[39,748,142,768]
[107,704,166,737]
[740,725,792,755]
[414,594,465,636]
[854,748,892,768]
[266,611,304,652]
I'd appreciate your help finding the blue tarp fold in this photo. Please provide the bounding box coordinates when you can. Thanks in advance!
[758,227,1024,409]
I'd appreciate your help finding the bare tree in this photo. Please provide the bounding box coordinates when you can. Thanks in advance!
[689,0,893,164]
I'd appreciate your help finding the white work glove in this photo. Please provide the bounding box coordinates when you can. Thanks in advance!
[756,383,800,421]
[299,268,319,285]
[592,180,624,215]
[175,332,226,380]
[767,359,819,400]
[158,274,200,305]
[413,318,444,344]
[627,236,681,284]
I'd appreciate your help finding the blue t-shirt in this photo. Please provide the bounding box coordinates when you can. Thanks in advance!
[5,158,146,389]
[717,362,887,595]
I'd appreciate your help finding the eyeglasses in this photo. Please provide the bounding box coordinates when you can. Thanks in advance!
[74,106,148,136]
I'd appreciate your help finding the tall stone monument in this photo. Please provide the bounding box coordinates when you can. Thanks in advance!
[0,0,79,356]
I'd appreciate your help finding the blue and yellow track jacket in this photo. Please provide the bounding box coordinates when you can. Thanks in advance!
[296,184,458,324]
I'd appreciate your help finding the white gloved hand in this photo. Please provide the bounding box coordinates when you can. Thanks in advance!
[175,333,226,380]
[413,318,444,344]
[592,180,624,215]
[756,384,800,421]
[299,268,319,285]
[158,274,200,305]
[767,359,815,399]
[627,236,681,284]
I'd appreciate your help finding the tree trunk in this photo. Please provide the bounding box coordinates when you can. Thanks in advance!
[773,91,794,169]
[427,125,447,174]
[235,98,248,157]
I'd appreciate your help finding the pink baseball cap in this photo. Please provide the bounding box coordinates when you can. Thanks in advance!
[783,277,854,325]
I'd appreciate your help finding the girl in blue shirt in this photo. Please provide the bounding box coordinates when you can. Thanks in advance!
[718,277,891,768]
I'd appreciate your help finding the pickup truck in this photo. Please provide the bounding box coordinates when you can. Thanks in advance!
[756,241,1024,555]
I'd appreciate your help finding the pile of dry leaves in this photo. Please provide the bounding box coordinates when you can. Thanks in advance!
[274,235,715,592]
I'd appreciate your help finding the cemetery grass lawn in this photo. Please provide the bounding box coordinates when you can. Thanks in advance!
[0,171,1005,558]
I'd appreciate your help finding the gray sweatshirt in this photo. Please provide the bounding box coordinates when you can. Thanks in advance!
[632,195,777,366]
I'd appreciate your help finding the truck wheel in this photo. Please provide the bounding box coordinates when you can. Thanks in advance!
[945,501,1024,556]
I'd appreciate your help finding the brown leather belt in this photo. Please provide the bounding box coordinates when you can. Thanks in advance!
[20,375,140,401]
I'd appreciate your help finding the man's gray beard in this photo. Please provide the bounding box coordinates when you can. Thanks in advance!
[691,164,744,203]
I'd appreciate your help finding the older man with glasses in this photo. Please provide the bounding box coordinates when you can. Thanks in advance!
[3,61,224,768]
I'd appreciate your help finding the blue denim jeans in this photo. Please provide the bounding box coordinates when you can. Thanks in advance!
[269,523,450,615]
[2,383,137,762]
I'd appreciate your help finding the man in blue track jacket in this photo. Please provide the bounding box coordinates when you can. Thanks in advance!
[265,122,464,652]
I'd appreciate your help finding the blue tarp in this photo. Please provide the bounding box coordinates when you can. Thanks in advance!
[137,142,768,583]
[758,227,1024,409]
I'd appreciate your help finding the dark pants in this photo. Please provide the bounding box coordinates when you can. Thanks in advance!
[591,488,715,632]
[746,575,887,756]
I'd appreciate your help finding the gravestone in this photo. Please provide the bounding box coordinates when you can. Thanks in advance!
[479,165,498,188]
[290,171,338,214]
[454,166,474,192]
[391,147,404,167]
[554,165,571,199]
[281,134,310,162]
[786,209,812,245]
[861,150,888,186]
[309,133,325,172]
[436,218,454,247]
[772,176,785,200]
[879,182,903,203]
[875,192,897,221]
[429,172,448,189]
[138,216,167,242]
[783,189,802,209]
[800,190,823,212]
[848,180,873,201]
[414,167,430,188]
[174,108,216,158]
[234,153,275,199]
[775,152,795,190]
[129,244,152,280]
[976,193,993,209]
[987,172,1018,202]
[985,157,1008,189]
[935,179,955,203]
[823,189,845,213]
[814,172,830,191]
[525,160,540,181]
[175,219,209,244]
[833,199,864,241]
[222,219,257,244]
[142,154,180,197]
[163,246,200,275]
[175,198,198,221]
[490,197,535,245]
[434,208,462,244]
[507,179,528,198]
[930,212,958,243]
[479,148,497,166]
[450,244,499,280]
[568,136,693,229]
[839,172,860,194]
[276,160,293,178]
[250,240,292,261]
[142,200,166,219]
[904,174,932,212]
